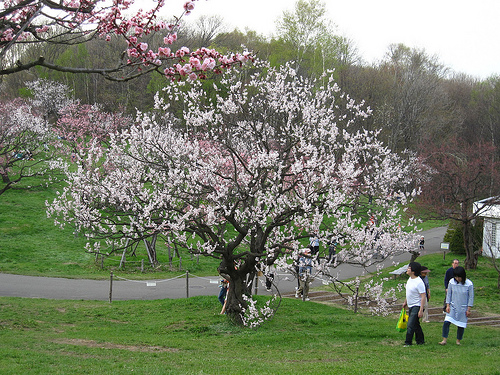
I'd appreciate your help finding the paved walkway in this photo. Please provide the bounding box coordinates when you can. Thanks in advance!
[0,227,447,301]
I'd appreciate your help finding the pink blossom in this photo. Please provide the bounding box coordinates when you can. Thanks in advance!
[201,58,215,71]
[176,46,190,57]
[158,47,171,57]
[127,48,139,58]
[2,0,253,86]
[189,57,202,70]
[184,2,195,13]
[163,33,177,45]
[35,25,49,33]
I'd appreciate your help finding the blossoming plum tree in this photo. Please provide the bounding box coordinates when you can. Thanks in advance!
[0,97,58,195]
[1,0,252,81]
[48,62,420,324]
[55,101,133,153]
[0,78,81,195]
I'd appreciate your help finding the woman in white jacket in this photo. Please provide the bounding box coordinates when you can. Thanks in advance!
[439,266,474,345]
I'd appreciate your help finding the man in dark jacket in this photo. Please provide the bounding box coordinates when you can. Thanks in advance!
[443,259,459,312]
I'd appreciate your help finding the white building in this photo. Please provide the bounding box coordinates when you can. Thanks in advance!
[474,197,500,259]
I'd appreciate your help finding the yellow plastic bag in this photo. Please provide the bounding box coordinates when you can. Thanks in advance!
[396,308,408,332]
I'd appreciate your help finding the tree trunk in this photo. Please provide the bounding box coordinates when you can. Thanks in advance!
[1,172,10,183]
[462,219,478,270]
[218,256,253,326]
[143,234,158,266]
[224,276,249,325]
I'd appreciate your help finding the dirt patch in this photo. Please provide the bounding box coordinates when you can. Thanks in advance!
[53,338,179,353]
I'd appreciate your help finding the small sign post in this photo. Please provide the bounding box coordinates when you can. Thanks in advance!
[441,242,450,260]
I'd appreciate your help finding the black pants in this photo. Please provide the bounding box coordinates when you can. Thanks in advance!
[405,306,425,345]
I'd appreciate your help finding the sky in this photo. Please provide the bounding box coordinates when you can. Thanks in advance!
[167,0,500,79]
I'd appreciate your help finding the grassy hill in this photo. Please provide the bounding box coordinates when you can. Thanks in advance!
[0,295,499,374]
[0,183,220,279]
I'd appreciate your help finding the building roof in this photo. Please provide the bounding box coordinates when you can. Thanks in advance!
[474,197,500,219]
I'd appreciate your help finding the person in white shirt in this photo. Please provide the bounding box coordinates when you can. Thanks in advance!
[309,234,320,256]
[402,262,426,346]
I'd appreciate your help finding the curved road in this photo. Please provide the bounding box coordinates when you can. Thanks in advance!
[0,227,447,301]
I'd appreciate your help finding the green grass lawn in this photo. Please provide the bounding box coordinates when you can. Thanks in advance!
[1,180,499,374]
[0,295,498,375]
[0,184,221,279]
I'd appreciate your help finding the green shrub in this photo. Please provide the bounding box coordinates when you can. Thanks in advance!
[443,221,483,255]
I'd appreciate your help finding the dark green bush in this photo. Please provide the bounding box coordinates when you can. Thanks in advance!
[443,220,483,255]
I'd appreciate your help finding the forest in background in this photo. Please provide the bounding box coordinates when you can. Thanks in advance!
[1,3,499,156]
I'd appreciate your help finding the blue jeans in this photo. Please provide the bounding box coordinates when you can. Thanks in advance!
[405,306,425,345]
[218,287,227,305]
[442,321,465,340]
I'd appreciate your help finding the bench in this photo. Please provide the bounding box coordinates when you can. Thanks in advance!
[389,264,408,278]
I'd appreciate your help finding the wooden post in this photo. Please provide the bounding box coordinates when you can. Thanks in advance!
[143,239,154,267]
[141,259,144,272]
[186,270,189,298]
[109,271,113,303]
[119,238,130,269]
[354,285,359,313]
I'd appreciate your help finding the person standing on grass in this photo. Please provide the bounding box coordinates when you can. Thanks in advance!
[402,262,426,346]
[296,249,313,301]
[439,266,474,346]
[420,266,431,323]
[218,279,228,305]
[444,259,460,312]
[218,278,229,314]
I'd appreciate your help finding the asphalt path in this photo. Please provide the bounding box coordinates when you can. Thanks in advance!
[0,227,447,301]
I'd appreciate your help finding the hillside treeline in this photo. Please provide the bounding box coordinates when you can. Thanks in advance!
[1,10,499,156]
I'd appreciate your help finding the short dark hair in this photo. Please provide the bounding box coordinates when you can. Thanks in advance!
[453,266,467,284]
[408,262,422,276]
